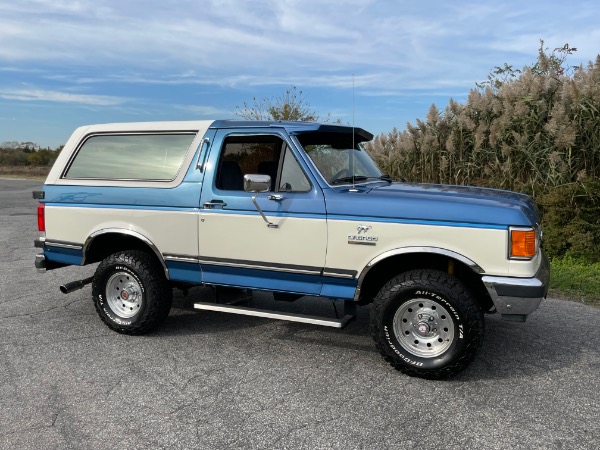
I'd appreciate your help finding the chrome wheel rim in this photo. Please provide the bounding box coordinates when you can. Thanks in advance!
[106,272,143,319]
[393,298,455,358]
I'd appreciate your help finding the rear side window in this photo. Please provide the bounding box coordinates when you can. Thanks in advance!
[65,133,195,180]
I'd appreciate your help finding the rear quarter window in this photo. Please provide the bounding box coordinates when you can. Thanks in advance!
[64,133,195,180]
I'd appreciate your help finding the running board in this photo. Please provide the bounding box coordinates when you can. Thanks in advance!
[193,302,355,328]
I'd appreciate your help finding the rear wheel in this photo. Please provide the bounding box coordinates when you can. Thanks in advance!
[370,269,484,379]
[92,250,172,335]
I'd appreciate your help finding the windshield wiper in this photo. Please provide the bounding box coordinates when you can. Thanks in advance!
[331,175,393,185]
[330,175,368,185]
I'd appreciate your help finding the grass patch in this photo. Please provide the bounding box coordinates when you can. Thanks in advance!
[549,255,600,306]
[0,166,49,180]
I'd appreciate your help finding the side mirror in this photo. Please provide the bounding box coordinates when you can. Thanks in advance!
[244,174,271,193]
[243,174,277,228]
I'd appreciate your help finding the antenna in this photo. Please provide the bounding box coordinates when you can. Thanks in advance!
[350,74,357,192]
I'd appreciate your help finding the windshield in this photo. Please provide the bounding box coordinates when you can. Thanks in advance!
[296,132,383,185]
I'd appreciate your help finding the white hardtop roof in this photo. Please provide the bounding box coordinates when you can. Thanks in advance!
[45,120,216,186]
[78,120,215,133]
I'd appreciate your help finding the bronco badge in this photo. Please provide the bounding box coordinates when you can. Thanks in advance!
[348,224,378,246]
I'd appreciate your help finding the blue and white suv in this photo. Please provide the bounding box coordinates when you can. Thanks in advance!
[34,120,549,378]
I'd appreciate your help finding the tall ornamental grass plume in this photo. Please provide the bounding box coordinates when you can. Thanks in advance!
[366,41,600,261]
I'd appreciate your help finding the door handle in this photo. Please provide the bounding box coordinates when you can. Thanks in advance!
[203,200,227,209]
[268,194,284,201]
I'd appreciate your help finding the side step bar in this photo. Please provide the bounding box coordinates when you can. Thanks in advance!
[193,301,355,328]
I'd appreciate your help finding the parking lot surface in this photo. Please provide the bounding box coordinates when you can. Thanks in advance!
[1,178,599,449]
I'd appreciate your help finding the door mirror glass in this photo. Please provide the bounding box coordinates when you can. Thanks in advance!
[243,174,271,193]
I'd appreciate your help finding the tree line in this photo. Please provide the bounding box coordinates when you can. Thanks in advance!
[0,141,63,167]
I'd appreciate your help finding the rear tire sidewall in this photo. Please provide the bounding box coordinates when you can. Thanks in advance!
[95,263,147,328]
[92,250,171,334]
[380,287,467,371]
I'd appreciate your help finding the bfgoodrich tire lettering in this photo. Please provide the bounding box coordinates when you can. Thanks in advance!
[370,269,484,379]
[92,250,172,335]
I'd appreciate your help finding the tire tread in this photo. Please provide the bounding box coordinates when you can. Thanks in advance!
[370,269,484,379]
[92,250,172,335]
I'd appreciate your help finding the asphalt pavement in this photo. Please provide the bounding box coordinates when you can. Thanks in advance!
[0,178,598,449]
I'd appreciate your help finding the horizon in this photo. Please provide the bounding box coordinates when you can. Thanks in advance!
[0,0,598,148]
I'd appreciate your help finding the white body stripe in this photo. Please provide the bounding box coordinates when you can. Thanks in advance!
[45,206,198,257]
[326,220,539,278]
[326,220,508,275]
[199,212,326,267]
[45,205,539,278]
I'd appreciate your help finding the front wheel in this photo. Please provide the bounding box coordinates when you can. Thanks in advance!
[92,250,172,335]
[370,269,484,379]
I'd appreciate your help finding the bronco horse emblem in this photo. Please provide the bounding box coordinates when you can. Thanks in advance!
[357,224,372,234]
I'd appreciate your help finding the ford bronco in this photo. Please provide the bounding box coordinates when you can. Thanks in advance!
[33,120,549,378]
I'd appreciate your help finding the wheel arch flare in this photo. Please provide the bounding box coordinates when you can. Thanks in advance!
[83,228,169,278]
[355,247,492,310]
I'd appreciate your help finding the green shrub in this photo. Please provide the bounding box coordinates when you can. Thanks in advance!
[538,180,600,261]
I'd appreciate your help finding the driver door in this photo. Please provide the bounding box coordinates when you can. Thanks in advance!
[198,129,327,295]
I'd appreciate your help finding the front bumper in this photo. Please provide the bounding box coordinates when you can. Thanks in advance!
[481,252,550,322]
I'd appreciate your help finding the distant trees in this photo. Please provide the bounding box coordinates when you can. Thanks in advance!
[0,142,62,167]
[26,149,56,166]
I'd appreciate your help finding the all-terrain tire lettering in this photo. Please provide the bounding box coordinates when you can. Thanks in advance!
[92,250,172,335]
[370,269,484,379]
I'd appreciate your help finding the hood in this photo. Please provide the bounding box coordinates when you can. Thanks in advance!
[325,182,539,227]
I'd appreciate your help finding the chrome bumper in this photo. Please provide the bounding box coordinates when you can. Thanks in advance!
[34,237,46,273]
[481,252,550,322]
[34,237,67,273]
[35,254,46,273]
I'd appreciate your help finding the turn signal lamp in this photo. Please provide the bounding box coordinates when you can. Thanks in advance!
[510,228,536,259]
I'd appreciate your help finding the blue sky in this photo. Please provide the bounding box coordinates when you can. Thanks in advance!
[0,0,598,148]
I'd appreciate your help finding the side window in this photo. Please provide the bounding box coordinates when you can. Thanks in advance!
[65,134,194,180]
[279,145,311,192]
[216,135,283,191]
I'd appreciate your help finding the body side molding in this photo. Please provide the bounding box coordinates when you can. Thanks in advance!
[45,239,84,250]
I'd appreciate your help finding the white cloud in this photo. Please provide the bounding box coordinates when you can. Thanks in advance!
[174,104,233,117]
[0,0,598,147]
[0,89,127,106]
[0,0,596,92]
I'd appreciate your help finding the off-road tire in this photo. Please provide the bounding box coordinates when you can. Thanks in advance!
[92,250,172,335]
[370,269,484,379]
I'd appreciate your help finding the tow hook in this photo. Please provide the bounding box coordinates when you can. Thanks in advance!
[60,276,94,294]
